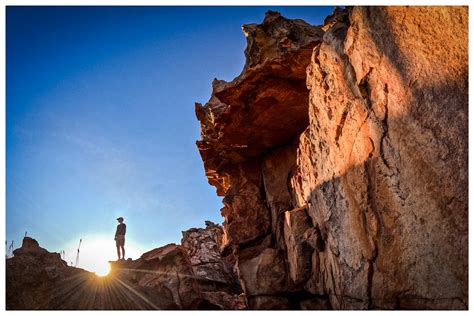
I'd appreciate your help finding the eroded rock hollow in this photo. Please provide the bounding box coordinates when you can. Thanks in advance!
[196,7,468,309]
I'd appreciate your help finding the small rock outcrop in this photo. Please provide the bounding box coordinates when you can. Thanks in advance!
[196,7,468,309]
[6,223,245,310]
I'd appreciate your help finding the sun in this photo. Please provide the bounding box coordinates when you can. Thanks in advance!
[95,262,111,277]
[62,235,145,276]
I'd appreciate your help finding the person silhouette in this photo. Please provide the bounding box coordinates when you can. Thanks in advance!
[114,217,126,260]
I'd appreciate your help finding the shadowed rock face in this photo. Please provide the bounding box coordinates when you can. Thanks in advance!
[6,224,246,310]
[196,7,468,310]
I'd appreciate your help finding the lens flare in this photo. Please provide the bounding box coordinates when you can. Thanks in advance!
[62,235,145,276]
[95,262,111,277]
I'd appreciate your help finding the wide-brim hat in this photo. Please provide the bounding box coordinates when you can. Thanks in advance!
[117,217,124,221]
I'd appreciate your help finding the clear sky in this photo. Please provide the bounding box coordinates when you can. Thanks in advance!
[6,6,334,272]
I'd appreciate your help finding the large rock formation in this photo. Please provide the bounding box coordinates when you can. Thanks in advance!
[6,6,468,311]
[6,223,245,310]
[196,7,468,310]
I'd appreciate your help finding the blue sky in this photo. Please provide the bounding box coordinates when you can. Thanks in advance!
[6,6,334,267]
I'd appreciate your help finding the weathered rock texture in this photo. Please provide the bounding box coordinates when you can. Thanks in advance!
[7,223,245,310]
[196,7,468,309]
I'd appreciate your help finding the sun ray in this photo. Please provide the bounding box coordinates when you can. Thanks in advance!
[114,277,161,310]
[105,278,124,309]
[103,277,113,309]
[51,273,89,308]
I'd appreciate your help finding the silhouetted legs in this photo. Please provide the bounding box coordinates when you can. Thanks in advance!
[116,245,125,260]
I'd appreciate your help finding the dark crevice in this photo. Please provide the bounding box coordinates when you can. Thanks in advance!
[363,158,382,309]
[367,261,374,309]
[196,299,222,310]
[235,233,272,251]
[358,67,374,106]
[287,291,331,309]
[335,102,351,146]
[259,158,269,205]
[379,83,390,169]
[314,224,326,252]
[190,261,224,267]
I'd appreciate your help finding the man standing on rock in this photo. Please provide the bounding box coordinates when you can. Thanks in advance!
[114,217,126,260]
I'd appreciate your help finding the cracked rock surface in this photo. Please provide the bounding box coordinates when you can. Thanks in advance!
[196,7,467,309]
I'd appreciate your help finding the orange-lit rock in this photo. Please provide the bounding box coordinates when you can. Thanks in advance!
[197,7,468,310]
[195,11,324,196]
[297,6,468,309]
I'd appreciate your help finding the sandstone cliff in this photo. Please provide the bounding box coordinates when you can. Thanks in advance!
[196,7,468,309]
[6,223,245,310]
[6,7,468,311]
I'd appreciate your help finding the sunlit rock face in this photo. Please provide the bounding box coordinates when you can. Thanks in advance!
[6,225,245,310]
[196,7,468,310]
[195,11,324,196]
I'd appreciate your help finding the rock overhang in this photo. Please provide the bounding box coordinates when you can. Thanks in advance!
[196,11,324,194]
